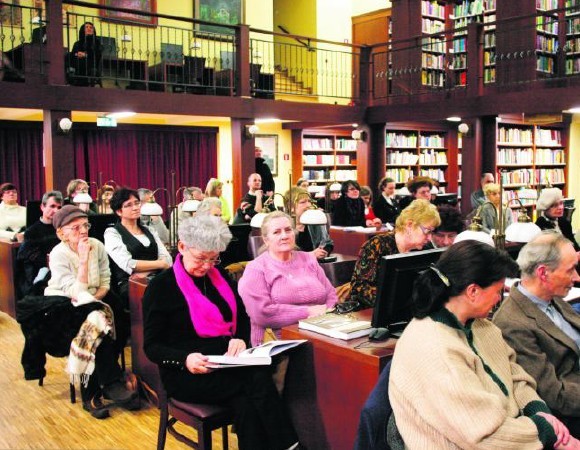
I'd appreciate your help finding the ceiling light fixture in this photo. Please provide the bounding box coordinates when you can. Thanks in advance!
[446,116,461,122]
[106,111,136,119]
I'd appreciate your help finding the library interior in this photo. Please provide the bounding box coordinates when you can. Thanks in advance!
[1,0,580,449]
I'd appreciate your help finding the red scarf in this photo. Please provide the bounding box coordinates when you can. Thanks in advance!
[173,254,237,337]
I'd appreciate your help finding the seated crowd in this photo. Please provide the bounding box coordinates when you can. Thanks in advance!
[2,172,580,449]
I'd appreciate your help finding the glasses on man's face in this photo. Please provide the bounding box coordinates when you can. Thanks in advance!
[419,224,435,236]
[65,222,91,233]
[187,248,221,266]
[122,200,141,209]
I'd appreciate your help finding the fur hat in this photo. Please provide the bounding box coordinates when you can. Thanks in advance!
[536,187,563,213]
[52,205,87,230]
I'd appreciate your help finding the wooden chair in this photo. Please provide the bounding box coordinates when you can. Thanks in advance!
[157,383,234,450]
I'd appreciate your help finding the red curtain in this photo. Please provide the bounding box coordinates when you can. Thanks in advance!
[72,125,218,215]
[0,122,45,203]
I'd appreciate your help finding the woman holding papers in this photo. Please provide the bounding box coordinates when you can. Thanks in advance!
[143,215,299,450]
[239,211,338,346]
[349,199,441,308]
[390,240,579,449]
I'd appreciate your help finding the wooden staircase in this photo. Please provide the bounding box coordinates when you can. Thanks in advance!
[274,66,318,102]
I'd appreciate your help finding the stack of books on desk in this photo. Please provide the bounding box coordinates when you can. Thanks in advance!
[299,313,372,340]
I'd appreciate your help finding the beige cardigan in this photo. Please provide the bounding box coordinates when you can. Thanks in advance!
[390,310,554,449]
[45,237,110,300]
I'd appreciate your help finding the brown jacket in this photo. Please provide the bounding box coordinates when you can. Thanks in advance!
[493,285,580,417]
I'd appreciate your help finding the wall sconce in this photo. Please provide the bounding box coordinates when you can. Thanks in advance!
[58,118,73,134]
[351,129,367,142]
[458,122,470,135]
[190,40,202,51]
[245,124,259,139]
[121,29,132,42]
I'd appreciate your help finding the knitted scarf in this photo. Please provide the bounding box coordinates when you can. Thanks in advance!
[67,303,114,387]
[173,254,237,337]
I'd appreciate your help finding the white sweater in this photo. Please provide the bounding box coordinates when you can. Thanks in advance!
[0,202,26,240]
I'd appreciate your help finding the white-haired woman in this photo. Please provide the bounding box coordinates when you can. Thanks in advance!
[143,215,299,450]
[196,196,222,218]
[536,187,579,253]
[238,211,338,346]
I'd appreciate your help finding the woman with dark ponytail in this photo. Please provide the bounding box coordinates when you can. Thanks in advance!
[389,240,580,450]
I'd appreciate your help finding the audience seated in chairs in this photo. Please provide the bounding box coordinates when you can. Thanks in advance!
[238,211,338,346]
[142,215,300,450]
[390,240,578,449]
[104,188,172,306]
[23,205,136,418]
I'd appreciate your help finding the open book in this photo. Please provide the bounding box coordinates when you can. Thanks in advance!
[206,339,307,368]
[299,313,372,340]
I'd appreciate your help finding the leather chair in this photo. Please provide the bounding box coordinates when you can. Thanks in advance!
[157,381,234,450]
[247,235,265,260]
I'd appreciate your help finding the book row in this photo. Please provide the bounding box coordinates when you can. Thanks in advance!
[303,138,333,150]
[497,127,533,144]
[302,169,357,181]
[422,18,446,34]
[499,168,565,185]
[303,154,352,165]
[536,35,558,53]
[497,147,565,165]
[422,0,446,19]
[536,0,559,10]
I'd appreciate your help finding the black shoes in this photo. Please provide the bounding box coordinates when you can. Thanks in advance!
[82,396,110,420]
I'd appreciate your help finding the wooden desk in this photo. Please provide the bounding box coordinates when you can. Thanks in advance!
[282,309,394,450]
[0,239,21,318]
[128,275,162,400]
[329,228,379,256]
[101,57,148,90]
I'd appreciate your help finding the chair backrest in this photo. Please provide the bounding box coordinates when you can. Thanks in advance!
[184,56,206,78]
[354,360,393,450]
[160,43,183,64]
[247,235,265,260]
[100,36,117,60]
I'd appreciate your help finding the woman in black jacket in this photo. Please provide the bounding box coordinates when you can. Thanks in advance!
[69,22,102,86]
[143,215,299,450]
[535,187,580,252]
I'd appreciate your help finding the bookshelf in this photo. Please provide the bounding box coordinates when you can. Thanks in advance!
[565,0,580,75]
[450,0,497,86]
[421,0,447,88]
[300,132,358,185]
[485,119,568,214]
[385,127,455,192]
[536,0,560,76]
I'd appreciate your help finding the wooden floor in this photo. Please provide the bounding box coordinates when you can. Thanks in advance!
[0,312,238,450]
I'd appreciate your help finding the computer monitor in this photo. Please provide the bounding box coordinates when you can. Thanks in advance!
[372,247,445,330]
[100,36,117,60]
[160,43,183,64]
[433,193,458,206]
[26,200,42,228]
[88,214,118,243]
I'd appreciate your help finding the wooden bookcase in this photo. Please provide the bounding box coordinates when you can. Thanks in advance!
[293,130,358,187]
[483,116,568,215]
[384,124,459,193]
[420,0,447,88]
[565,0,580,75]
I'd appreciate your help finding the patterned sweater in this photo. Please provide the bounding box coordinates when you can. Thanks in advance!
[390,309,556,449]
[238,250,338,346]
[350,232,399,308]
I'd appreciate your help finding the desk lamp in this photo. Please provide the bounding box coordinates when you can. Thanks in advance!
[182,199,201,213]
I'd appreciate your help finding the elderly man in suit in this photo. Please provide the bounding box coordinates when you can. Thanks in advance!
[494,230,580,437]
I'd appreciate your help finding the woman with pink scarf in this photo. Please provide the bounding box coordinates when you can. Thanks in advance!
[143,215,299,450]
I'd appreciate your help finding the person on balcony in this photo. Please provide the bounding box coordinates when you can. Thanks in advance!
[69,22,102,87]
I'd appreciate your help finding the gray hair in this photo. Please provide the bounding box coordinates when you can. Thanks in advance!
[196,197,222,216]
[517,230,570,278]
[42,190,63,205]
[137,188,152,202]
[178,215,231,252]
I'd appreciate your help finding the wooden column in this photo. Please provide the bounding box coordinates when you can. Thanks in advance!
[235,25,251,98]
[231,118,256,206]
[366,123,386,196]
[46,0,65,85]
[460,117,483,216]
[43,110,75,193]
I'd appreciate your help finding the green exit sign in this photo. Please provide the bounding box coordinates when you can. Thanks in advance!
[97,116,117,127]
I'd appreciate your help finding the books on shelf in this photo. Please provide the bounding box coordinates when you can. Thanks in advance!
[206,340,307,368]
[387,151,419,165]
[299,313,372,340]
[303,138,333,150]
[498,127,533,144]
[386,132,417,148]
[419,134,444,147]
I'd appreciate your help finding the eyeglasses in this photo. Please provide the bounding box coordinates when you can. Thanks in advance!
[330,301,360,315]
[187,248,221,266]
[64,222,91,232]
[122,200,141,209]
[419,224,435,236]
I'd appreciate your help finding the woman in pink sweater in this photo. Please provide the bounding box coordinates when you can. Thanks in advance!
[239,211,338,346]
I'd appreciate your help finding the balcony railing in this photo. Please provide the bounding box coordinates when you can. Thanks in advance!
[0,1,579,107]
